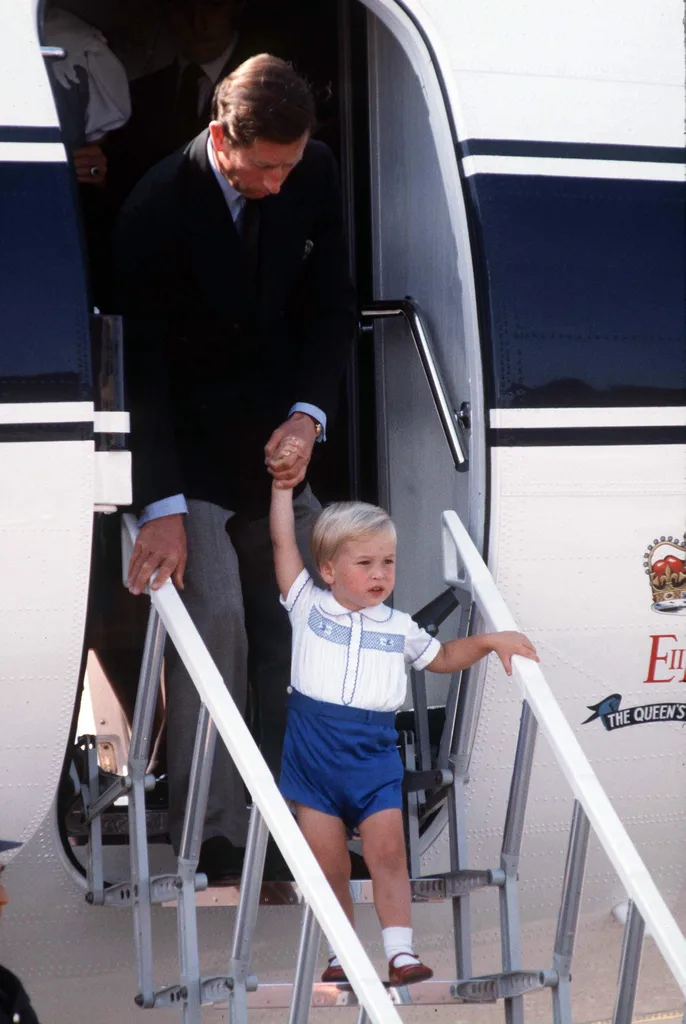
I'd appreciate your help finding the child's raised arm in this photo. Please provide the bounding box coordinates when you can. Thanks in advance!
[427,631,539,677]
[270,482,305,599]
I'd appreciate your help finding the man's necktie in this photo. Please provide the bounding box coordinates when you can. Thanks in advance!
[240,199,261,311]
[175,63,205,144]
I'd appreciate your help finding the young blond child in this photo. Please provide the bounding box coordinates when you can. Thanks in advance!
[269,481,539,986]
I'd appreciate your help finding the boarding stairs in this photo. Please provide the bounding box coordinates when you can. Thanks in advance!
[78,303,686,1021]
[74,507,686,1023]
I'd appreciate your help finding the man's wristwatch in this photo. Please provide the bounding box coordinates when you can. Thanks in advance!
[310,418,323,439]
[295,411,323,439]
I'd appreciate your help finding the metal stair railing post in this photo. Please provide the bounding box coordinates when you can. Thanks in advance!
[441,509,686,998]
[226,805,269,1023]
[444,646,481,981]
[446,738,472,980]
[612,901,645,1024]
[121,513,403,1024]
[499,700,537,1024]
[83,735,104,905]
[177,703,217,1021]
[128,605,167,1008]
[551,800,591,1024]
[288,904,322,1024]
[409,667,431,794]
[401,731,421,878]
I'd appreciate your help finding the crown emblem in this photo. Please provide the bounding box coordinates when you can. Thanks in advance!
[644,534,686,614]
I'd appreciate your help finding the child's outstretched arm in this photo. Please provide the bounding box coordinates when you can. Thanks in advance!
[427,631,539,677]
[270,481,305,599]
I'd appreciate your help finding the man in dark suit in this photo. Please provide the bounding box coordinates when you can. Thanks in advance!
[115,55,355,881]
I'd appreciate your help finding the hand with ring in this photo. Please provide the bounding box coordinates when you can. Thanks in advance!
[73,142,108,187]
[265,413,318,489]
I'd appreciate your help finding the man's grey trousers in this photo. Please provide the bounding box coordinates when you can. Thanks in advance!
[164,486,320,851]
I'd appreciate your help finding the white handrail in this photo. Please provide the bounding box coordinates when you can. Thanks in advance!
[121,514,401,1024]
[441,509,686,996]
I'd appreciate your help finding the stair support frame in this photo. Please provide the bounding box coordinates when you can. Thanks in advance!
[499,700,538,1024]
[551,800,590,1024]
[128,605,167,1008]
[177,703,218,1021]
[289,903,322,1024]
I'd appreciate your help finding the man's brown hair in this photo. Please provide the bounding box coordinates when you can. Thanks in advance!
[212,54,316,147]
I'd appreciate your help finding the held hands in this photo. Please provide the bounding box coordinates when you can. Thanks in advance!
[488,631,539,676]
[127,513,187,595]
[265,413,317,489]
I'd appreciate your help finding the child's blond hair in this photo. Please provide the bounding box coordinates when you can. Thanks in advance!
[311,501,396,567]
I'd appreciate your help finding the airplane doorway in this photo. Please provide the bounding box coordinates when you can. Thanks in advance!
[46,0,382,861]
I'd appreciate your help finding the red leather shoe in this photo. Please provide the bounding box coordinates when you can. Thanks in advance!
[321,957,348,984]
[388,953,433,986]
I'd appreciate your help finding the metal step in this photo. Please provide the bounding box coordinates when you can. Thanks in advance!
[182,971,557,1009]
[161,871,504,908]
[67,808,169,844]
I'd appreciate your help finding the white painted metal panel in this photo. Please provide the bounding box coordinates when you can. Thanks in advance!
[0,1,61,129]
[367,14,484,712]
[465,442,686,926]
[411,0,685,147]
[0,441,94,847]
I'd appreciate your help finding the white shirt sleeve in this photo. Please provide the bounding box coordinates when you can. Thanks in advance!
[280,568,315,625]
[44,10,131,142]
[403,616,442,670]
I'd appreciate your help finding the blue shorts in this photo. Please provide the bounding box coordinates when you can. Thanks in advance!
[279,689,404,829]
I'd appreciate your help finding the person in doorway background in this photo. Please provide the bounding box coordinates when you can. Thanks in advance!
[43,5,132,308]
[106,0,282,207]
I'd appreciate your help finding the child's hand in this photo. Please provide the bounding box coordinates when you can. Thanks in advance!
[489,631,539,676]
[266,433,308,489]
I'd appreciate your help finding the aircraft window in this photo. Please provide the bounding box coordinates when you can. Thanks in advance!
[474,175,686,407]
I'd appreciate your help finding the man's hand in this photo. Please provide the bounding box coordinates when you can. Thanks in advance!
[127,514,187,595]
[265,413,317,489]
[73,142,108,186]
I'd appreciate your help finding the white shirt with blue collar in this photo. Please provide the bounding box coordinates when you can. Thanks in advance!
[282,568,442,713]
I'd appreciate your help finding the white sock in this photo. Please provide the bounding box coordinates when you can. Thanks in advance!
[382,926,420,968]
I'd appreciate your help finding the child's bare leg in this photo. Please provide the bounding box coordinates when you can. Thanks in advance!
[357,808,410,928]
[294,803,354,924]
[358,808,432,983]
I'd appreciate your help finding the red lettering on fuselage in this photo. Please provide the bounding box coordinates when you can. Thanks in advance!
[645,634,686,683]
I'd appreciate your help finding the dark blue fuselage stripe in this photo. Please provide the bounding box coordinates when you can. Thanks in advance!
[0,423,93,443]
[0,126,62,144]
[490,426,686,447]
[459,139,686,164]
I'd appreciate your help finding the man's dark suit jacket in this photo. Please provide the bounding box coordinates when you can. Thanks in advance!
[115,129,356,519]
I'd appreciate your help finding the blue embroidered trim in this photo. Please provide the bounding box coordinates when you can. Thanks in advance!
[307,607,350,646]
[341,613,355,703]
[411,637,436,666]
[361,604,394,623]
[360,632,405,654]
[288,573,310,612]
[343,614,362,705]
